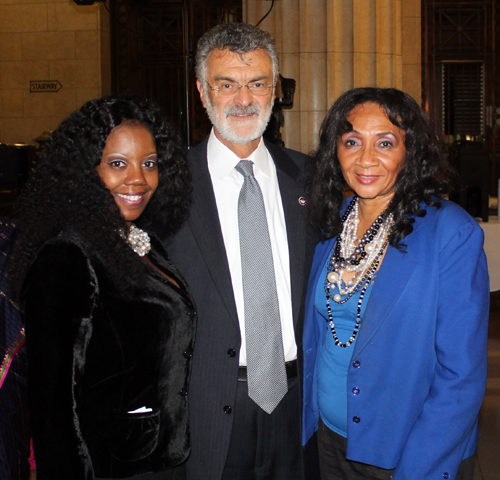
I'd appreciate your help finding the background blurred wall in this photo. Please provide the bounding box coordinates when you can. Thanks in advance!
[0,0,421,153]
[244,0,421,153]
[0,0,110,145]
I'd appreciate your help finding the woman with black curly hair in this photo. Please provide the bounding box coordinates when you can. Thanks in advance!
[15,96,195,480]
[302,88,489,479]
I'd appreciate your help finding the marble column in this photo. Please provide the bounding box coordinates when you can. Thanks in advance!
[402,0,422,104]
[353,0,376,88]
[243,0,420,153]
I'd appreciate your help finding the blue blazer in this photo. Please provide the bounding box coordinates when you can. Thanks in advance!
[302,199,489,480]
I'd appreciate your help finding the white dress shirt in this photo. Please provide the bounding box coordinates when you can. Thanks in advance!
[207,130,297,365]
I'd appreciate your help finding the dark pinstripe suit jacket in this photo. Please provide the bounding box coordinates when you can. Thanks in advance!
[166,136,315,480]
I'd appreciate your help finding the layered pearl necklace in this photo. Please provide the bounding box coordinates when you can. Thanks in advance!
[324,196,394,347]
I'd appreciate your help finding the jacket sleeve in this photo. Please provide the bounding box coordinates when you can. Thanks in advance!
[393,220,489,479]
[22,239,98,480]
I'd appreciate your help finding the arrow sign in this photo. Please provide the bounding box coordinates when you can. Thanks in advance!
[30,81,63,93]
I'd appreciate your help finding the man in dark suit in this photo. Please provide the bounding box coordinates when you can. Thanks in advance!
[167,22,315,480]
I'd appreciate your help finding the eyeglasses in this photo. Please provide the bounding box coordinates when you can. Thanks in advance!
[206,81,274,97]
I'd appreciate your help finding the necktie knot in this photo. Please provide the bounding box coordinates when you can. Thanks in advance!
[235,159,254,178]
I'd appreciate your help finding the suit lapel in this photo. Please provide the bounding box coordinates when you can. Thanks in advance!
[187,139,308,330]
[187,140,239,325]
[267,142,307,330]
[353,244,418,356]
[308,239,335,313]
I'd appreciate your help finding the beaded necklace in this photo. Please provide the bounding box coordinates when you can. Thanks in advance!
[324,196,393,347]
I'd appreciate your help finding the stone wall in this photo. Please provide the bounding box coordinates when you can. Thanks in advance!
[244,0,421,153]
[0,0,110,145]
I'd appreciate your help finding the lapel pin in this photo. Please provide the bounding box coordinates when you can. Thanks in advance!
[298,197,306,206]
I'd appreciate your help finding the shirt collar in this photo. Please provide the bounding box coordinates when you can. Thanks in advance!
[207,129,271,180]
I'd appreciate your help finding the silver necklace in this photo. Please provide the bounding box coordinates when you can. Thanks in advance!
[124,223,151,257]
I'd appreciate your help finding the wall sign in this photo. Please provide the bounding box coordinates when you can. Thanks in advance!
[30,81,63,93]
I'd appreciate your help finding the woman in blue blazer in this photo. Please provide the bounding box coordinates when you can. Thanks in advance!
[303,88,489,480]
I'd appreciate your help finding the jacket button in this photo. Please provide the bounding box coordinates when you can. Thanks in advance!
[223,406,232,414]
[443,474,449,479]
[352,387,360,395]
[352,416,360,423]
[227,349,236,357]
[353,360,361,368]
[183,349,193,359]
[188,310,197,318]
[179,388,188,397]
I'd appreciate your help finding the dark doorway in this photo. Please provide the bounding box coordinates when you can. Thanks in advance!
[109,0,242,146]
[422,0,497,198]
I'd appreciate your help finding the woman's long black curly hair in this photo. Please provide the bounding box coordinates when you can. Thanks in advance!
[13,95,191,294]
[307,87,455,246]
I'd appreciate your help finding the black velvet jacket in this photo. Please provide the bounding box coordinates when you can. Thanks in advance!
[22,231,196,480]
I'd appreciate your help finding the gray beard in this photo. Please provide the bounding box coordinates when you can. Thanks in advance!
[204,91,273,144]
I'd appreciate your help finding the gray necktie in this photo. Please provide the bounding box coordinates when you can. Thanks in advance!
[235,159,288,414]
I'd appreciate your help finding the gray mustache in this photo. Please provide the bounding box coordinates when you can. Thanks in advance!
[224,104,261,117]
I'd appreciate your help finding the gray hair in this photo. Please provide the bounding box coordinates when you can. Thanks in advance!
[195,23,279,85]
